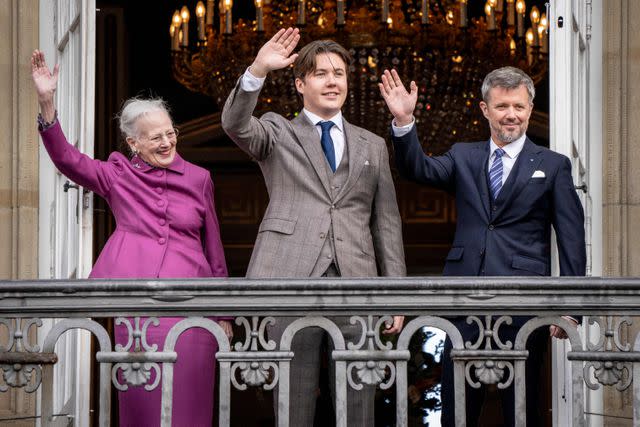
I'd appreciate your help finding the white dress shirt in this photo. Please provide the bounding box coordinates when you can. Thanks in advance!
[488,134,527,185]
[241,68,345,167]
[392,118,527,185]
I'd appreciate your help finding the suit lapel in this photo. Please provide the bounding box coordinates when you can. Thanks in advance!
[474,142,491,220]
[335,119,367,203]
[493,138,543,219]
[291,113,332,197]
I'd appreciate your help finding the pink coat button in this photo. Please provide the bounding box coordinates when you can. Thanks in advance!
[158,237,166,245]
[157,200,165,207]
[158,218,166,226]
[156,187,163,194]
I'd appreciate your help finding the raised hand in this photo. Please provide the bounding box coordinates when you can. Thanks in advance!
[249,28,300,78]
[379,69,418,127]
[31,50,59,103]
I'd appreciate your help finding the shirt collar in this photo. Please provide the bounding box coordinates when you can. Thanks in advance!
[490,133,527,159]
[302,109,344,132]
[130,152,185,174]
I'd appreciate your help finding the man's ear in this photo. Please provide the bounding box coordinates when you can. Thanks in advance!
[295,77,304,96]
[479,101,488,118]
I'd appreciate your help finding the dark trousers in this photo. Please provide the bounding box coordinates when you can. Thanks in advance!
[441,317,548,427]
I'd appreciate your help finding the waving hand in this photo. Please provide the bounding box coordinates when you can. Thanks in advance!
[249,28,301,78]
[31,50,58,122]
[379,69,418,127]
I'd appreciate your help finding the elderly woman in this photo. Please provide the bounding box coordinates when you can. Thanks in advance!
[31,50,230,426]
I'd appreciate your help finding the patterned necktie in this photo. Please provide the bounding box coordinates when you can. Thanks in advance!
[489,148,505,200]
[318,121,336,172]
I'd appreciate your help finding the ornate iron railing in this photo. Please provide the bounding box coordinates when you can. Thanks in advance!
[0,277,639,427]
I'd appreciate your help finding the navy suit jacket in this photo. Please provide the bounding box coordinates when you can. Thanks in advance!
[393,126,586,277]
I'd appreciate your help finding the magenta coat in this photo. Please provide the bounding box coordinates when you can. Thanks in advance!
[40,121,227,279]
[40,120,228,426]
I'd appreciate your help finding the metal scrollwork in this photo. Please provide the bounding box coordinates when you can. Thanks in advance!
[466,359,514,389]
[234,316,276,352]
[112,317,162,391]
[345,315,396,390]
[231,361,278,390]
[465,315,513,350]
[229,316,278,390]
[0,318,43,392]
[463,315,515,389]
[583,316,633,391]
[348,359,396,390]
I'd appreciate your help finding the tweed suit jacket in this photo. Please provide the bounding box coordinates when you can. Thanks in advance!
[222,81,406,279]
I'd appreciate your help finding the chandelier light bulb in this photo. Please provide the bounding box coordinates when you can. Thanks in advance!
[516,0,525,14]
[540,13,548,29]
[196,2,205,18]
[181,6,190,22]
[525,28,534,45]
[172,10,182,27]
[530,6,540,24]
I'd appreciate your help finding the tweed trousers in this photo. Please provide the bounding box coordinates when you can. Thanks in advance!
[268,266,375,426]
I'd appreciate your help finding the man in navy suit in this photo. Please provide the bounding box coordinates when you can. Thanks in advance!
[379,66,586,426]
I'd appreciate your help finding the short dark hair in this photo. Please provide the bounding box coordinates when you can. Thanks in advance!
[293,39,352,80]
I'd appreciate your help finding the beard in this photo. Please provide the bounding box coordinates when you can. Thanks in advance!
[492,121,526,144]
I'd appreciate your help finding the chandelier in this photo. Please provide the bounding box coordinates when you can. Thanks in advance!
[170,0,548,154]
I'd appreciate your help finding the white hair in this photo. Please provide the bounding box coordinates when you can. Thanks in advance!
[117,97,172,139]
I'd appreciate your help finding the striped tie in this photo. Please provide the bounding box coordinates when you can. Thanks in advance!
[489,148,505,200]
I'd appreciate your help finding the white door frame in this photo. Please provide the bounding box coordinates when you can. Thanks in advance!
[37,1,96,425]
[549,0,603,425]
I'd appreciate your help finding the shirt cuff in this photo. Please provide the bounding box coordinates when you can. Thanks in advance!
[240,67,266,92]
[37,111,59,132]
[391,117,415,137]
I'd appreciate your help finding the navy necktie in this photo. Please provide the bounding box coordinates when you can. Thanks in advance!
[318,121,336,172]
[489,148,505,200]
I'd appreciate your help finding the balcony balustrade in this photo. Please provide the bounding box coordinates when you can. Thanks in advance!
[0,277,639,426]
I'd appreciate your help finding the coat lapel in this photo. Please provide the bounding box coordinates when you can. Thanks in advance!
[493,138,543,219]
[335,118,367,203]
[291,113,332,197]
[473,142,491,220]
